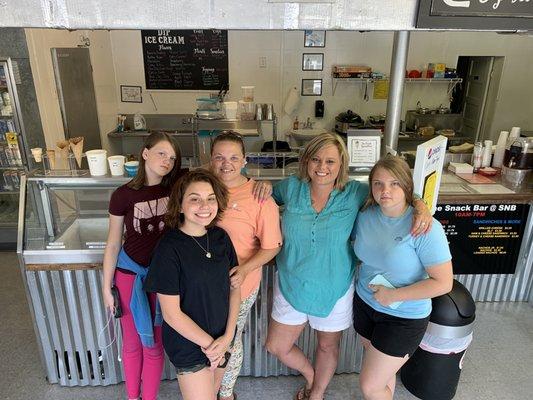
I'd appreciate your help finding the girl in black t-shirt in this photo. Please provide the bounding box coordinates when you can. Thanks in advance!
[145,170,241,400]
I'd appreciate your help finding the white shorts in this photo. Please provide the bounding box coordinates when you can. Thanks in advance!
[271,274,354,332]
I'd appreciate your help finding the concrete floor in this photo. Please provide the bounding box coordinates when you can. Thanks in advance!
[3,251,533,399]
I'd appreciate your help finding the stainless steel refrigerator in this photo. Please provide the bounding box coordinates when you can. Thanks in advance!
[51,47,102,153]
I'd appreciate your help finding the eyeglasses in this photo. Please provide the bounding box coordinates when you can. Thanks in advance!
[154,150,177,162]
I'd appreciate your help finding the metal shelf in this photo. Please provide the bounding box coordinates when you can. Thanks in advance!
[0,190,19,195]
[331,77,463,96]
[0,115,14,119]
[0,165,24,169]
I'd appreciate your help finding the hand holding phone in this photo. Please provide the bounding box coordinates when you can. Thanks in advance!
[368,274,403,309]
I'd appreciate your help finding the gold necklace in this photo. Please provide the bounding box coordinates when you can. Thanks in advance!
[188,233,211,258]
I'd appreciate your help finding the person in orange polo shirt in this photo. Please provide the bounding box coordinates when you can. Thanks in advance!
[209,131,282,400]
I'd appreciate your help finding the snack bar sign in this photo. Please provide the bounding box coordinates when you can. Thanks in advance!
[417,0,533,30]
[434,203,530,275]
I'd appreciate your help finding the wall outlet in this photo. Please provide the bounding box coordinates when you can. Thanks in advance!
[259,56,267,68]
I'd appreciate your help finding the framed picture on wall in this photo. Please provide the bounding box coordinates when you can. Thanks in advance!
[301,79,322,96]
[120,85,143,103]
[304,30,326,48]
[302,53,324,71]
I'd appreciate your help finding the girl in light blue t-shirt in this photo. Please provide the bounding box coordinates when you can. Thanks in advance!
[352,155,453,400]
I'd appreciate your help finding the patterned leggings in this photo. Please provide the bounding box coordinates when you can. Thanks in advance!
[218,287,259,398]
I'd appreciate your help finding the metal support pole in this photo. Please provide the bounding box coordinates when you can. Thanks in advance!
[384,31,410,154]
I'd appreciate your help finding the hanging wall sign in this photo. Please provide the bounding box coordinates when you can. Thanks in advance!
[434,203,530,275]
[417,0,533,30]
[141,30,229,90]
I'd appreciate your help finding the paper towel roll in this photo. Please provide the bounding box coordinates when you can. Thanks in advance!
[284,86,300,115]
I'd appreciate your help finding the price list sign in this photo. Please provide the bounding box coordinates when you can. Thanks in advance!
[141,29,228,90]
[434,203,530,275]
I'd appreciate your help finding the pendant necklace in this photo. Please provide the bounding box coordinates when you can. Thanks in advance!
[189,232,211,258]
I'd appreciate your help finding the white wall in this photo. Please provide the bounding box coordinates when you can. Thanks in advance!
[112,30,533,142]
[25,28,118,150]
[26,29,533,150]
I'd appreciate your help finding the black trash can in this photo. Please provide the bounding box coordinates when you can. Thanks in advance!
[401,280,476,400]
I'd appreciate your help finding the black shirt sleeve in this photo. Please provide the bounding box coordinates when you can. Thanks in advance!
[144,233,181,295]
[224,230,239,269]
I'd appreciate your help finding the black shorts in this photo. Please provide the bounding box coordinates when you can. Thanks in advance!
[353,291,429,358]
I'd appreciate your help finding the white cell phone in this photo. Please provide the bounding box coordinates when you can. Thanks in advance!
[368,274,403,309]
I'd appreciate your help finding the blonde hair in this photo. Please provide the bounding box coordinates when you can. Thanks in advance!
[298,132,349,190]
[362,154,414,211]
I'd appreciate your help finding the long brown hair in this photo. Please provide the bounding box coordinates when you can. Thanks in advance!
[127,131,182,190]
[165,169,228,229]
[298,132,349,190]
[362,155,414,211]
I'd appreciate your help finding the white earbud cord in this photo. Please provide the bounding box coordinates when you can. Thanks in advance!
[97,310,123,362]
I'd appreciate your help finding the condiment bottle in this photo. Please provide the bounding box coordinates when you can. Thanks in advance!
[472,142,483,172]
[293,116,299,130]
[481,140,493,168]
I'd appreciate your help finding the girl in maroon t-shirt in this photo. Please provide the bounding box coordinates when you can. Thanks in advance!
[102,131,181,400]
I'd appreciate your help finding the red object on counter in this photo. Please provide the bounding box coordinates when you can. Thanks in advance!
[408,70,422,79]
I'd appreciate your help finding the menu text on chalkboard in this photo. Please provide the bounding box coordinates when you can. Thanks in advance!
[141,30,229,90]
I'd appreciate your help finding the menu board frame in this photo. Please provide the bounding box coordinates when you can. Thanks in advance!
[141,29,229,91]
[435,203,530,275]
[417,0,533,30]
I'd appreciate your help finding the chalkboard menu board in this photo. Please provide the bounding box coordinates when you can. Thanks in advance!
[141,30,229,90]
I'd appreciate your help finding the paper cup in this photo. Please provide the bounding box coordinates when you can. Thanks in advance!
[124,160,139,177]
[86,149,108,176]
[108,155,125,176]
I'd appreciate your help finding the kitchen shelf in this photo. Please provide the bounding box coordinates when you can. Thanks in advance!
[0,190,20,194]
[331,77,462,96]
[0,165,24,169]
[0,115,14,119]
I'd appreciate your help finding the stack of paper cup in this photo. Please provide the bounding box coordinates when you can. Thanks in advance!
[492,131,508,168]
[509,127,521,141]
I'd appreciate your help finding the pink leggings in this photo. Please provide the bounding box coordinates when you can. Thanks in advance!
[115,270,164,400]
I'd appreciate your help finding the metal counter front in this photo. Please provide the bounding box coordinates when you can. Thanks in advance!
[17,172,532,386]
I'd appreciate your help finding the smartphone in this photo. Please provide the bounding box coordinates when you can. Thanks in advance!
[110,286,123,318]
[368,274,403,310]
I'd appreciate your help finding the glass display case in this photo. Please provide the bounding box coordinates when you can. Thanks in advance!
[17,173,365,387]
[1,58,30,249]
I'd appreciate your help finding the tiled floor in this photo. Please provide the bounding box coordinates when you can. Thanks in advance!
[3,252,532,399]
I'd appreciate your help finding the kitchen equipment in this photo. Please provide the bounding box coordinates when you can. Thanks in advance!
[418,126,435,136]
[436,104,451,114]
[239,101,255,121]
[222,101,238,119]
[108,155,125,176]
[437,129,455,137]
[315,100,324,118]
[501,165,530,185]
[334,110,364,135]
[196,97,220,111]
[504,138,533,169]
[124,160,139,177]
[416,101,431,115]
[241,86,255,102]
[264,103,274,120]
[255,103,263,120]
[85,149,108,176]
[133,112,146,130]
[405,110,463,133]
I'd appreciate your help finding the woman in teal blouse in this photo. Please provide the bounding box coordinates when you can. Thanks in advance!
[265,133,431,400]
